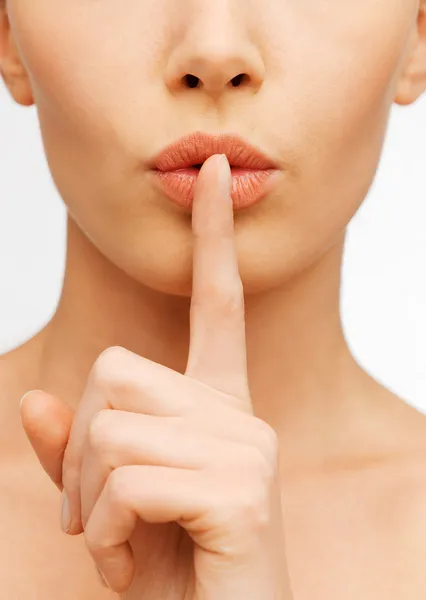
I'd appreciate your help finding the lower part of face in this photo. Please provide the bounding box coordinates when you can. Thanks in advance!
[9,0,417,296]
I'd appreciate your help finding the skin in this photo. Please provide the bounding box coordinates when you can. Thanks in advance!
[22,155,292,599]
[0,0,426,598]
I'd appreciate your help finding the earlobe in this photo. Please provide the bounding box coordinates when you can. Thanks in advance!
[394,2,426,106]
[0,57,34,106]
[7,75,34,106]
[1,59,34,106]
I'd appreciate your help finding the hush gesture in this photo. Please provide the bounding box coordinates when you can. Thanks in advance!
[20,154,293,600]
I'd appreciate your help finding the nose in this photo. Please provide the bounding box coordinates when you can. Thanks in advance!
[164,5,266,101]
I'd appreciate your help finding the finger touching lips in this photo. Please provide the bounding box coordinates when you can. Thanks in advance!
[186,154,251,404]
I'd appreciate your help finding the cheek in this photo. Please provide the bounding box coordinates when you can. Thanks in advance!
[7,9,159,255]
[8,2,158,184]
[270,3,412,225]
[287,3,410,162]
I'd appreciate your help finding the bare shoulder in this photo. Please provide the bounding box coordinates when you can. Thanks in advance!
[372,391,426,557]
[381,445,426,590]
[342,389,426,593]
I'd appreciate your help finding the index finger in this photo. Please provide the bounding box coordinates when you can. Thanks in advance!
[185,154,250,402]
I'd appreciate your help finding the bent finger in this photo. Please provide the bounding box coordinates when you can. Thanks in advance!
[84,465,207,593]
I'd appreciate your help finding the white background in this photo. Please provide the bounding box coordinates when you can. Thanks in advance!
[0,81,425,412]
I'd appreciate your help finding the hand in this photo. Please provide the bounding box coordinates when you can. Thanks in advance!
[21,154,293,600]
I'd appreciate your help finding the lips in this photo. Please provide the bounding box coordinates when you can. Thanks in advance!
[148,131,280,211]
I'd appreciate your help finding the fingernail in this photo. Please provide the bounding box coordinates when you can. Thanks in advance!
[218,154,232,199]
[96,566,109,588]
[61,490,71,533]
[19,389,43,410]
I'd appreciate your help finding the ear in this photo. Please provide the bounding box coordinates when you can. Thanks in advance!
[0,2,34,106]
[394,1,426,106]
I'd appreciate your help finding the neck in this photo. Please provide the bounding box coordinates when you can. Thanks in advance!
[34,214,374,471]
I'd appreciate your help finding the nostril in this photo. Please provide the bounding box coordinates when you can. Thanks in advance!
[231,74,246,87]
[184,74,200,89]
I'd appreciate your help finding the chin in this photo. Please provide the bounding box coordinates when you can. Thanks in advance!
[69,185,348,300]
[96,233,308,300]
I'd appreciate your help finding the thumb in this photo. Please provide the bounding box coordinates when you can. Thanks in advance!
[20,390,74,491]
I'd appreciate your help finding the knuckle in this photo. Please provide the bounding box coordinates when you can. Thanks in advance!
[85,525,113,559]
[204,482,271,554]
[227,485,271,532]
[90,346,128,387]
[195,280,244,318]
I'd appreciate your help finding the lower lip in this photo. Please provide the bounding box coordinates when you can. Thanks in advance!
[150,167,280,211]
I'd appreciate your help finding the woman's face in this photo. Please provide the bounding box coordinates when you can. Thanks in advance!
[2,0,422,295]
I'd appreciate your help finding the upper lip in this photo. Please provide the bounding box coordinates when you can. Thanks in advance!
[149,131,279,172]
